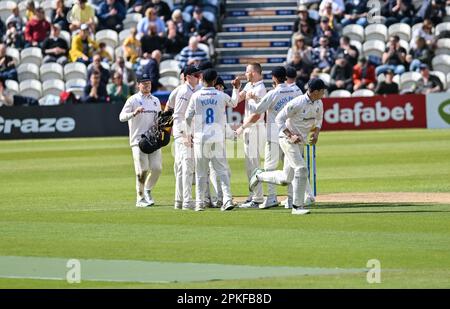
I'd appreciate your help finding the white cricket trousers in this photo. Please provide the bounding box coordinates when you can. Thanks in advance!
[174,137,195,207]
[131,146,162,201]
[243,124,265,203]
[257,137,308,207]
[194,141,232,206]
[265,141,314,201]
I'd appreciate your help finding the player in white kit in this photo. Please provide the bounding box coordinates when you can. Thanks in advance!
[119,73,163,207]
[231,63,267,208]
[165,65,201,210]
[236,66,302,209]
[185,69,239,212]
[248,78,325,215]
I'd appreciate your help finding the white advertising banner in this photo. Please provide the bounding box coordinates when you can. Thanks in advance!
[426,92,450,129]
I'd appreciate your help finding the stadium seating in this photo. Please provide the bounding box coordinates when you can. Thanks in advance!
[160,59,181,78]
[317,73,330,87]
[159,76,180,91]
[19,79,42,99]
[435,22,450,36]
[363,40,385,59]
[40,63,64,82]
[42,79,65,97]
[388,23,411,42]
[399,71,421,91]
[20,48,43,66]
[0,1,16,22]
[431,71,447,90]
[329,89,351,98]
[365,24,388,42]
[435,38,450,56]
[18,63,40,82]
[119,29,132,45]
[65,78,86,98]
[432,55,450,75]
[352,89,374,97]
[64,62,87,81]
[5,79,19,95]
[123,13,142,30]
[95,30,119,48]
[343,24,365,42]
[6,47,20,66]
[60,31,71,47]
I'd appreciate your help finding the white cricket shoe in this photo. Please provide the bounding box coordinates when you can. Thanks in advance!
[182,201,194,210]
[244,194,253,203]
[239,200,261,209]
[291,206,310,215]
[144,190,155,206]
[221,200,235,211]
[174,201,182,210]
[195,204,205,212]
[213,200,223,208]
[249,168,264,191]
[259,196,279,209]
[136,198,152,208]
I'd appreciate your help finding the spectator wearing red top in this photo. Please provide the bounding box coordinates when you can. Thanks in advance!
[352,57,376,92]
[24,8,50,48]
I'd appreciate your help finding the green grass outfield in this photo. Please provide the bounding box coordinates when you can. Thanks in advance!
[0,128,449,288]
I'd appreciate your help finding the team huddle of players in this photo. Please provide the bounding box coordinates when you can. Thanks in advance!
[164,63,326,215]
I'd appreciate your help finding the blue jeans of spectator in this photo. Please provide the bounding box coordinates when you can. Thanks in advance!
[0,69,18,81]
[375,64,406,76]
[409,59,422,72]
[76,57,92,66]
[341,17,368,27]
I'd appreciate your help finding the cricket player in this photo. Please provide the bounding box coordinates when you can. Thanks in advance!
[185,69,239,211]
[231,63,267,208]
[119,73,162,207]
[236,66,302,209]
[248,78,325,215]
[165,65,201,210]
[286,66,302,92]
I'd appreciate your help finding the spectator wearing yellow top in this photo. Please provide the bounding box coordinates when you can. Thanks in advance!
[69,24,98,65]
[123,27,141,64]
[69,0,96,33]
[25,0,36,21]
[98,42,113,63]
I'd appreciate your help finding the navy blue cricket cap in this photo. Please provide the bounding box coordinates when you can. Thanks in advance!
[198,60,213,72]
[308,78,327,91]
[271,66,287,79]
[285,66,297,79]
[137,73,152,83]
[419,63,429,70]
[202,69,218,83]
[184,65,201,76]
[215,76,227,89]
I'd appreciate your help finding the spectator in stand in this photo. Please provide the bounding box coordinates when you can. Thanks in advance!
[24,8,51,48]
[336,36,359,67]
[171,9,190,43]
[25,0,36,22]
[287,51,312,92]
[296,20,315,47]
[374,69,399,95]
[293,5,316,33]
[0,44,18,81]
[165,20,186,58]
[375,35,407,76]
[410,19,435,49]
[287,34,312,65]
[143,0,172,22]
[382,0,419,27]
[111,56,136,91]
[313,16,339,49]
[98,42,113,63]
[123,27,141,64]
[353,57,376,91]
[177,36,208,69]
[82,70,109,103]
[311,36,336,73]
[319,0,344,17]
[142,50,162,92]
[141,23,167,55]
[42,24,69,65]
[407,37,434,72]
[5,21,24,49]
[416,0,446,25]
[69,24,99,65]
[329,54,353,92]
[97,0,126,31]
[188,6,216,47]
[319,1,339,31]
[415,64,444,94]
[5,4,24,36]
[137,8,166,38]
[87,53,110,86]
[107,71,130,104]
[69,0,96,33]
[341,0,368,27]
[51,0,70,32]
[181,0,202,16]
